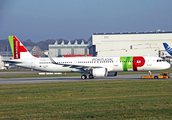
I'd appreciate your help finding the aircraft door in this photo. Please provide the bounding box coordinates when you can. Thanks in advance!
[114,59,118,66]
[147,59,152,66]
[31,59,36,69]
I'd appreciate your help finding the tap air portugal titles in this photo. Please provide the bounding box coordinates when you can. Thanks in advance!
[5,36,170,79]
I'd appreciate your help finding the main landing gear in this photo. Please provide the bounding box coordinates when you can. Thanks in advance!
[81,74,94,80]
[81,75,87,79]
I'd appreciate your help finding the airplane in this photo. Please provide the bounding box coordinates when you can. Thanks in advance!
[4,36,170,79]
[163,43,172,56]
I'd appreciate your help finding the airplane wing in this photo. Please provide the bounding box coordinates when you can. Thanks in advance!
[48,56,102,69]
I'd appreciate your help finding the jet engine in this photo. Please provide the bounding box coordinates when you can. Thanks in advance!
[92,68,108,77]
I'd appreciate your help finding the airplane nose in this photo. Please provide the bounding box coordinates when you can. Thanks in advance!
[165,62,171,69]
[157,62,171,70]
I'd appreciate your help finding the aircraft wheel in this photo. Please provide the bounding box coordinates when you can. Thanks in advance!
[89,74,94,79]
[81,75,87,80]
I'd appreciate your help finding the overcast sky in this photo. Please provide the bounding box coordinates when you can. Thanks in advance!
[0,0,172,42]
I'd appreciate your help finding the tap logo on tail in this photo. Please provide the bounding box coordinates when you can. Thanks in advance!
[8,36,29,59]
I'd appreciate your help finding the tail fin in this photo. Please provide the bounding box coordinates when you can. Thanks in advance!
[163,43,172,56]
[8,36,34,59]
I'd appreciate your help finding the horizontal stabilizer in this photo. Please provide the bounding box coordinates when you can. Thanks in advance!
[3,60,22,64]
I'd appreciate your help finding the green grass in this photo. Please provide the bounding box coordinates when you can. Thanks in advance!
[0,68,172,78]
[0,80,172,119]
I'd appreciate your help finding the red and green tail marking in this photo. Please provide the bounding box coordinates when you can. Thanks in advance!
[8,36,27,59]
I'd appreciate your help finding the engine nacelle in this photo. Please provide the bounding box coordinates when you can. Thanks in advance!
[92,68,108,77]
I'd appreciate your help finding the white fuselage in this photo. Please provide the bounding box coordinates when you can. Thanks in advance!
[13,56,170,73]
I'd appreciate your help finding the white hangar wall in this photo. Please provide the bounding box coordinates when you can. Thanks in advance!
[88,31,172,57]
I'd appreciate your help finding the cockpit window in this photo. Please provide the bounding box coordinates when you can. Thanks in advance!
[157,59,165,62]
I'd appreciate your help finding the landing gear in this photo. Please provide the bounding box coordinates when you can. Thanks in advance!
[89,74,94,79]
[81,74,94,79]
[81,75,87,80]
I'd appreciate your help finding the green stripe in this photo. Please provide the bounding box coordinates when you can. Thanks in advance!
[8,36,14,57]
[126,57,133,70]
[120,57,133,71]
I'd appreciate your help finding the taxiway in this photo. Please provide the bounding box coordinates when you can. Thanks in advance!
[0,74,171,85]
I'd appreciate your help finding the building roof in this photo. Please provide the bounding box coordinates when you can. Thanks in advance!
[51,40,88,45]
[93,31,172,35]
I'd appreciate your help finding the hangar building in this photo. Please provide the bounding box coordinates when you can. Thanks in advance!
[49,40,89,57]
[88,31,172,58]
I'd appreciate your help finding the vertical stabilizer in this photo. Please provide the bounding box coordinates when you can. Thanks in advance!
[8,36,35,59]
[163,43,172,56]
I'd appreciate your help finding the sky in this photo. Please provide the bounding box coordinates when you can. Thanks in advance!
[0,0,172,42]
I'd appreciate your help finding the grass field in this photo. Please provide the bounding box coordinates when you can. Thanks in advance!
[0,68,172,78]
[0,80,172,119]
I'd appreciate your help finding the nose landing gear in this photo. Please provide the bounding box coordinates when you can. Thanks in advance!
[89,74,94,79]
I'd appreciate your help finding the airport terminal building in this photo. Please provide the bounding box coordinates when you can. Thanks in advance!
[88,31,172,58]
